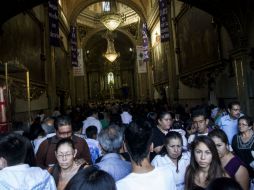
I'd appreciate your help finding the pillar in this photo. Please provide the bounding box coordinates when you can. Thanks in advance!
[231,48,250,115]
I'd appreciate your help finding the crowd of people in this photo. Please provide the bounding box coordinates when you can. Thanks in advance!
[0,100,253,190]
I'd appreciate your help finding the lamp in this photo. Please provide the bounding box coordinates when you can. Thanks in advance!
[100,14,123,31]
[104,31,119,62]
[100,0,123,31]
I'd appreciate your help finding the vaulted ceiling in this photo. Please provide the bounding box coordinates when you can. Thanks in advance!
[0,0,145,72]
[72,1,142,70]
[2,0,251,65]
[0,0,147,26]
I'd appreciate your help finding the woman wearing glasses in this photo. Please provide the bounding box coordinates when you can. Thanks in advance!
[48,138,89,190]
[232,116,254,179]
[151,131,190,190]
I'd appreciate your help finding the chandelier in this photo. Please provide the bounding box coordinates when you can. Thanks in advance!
[100,13,123,31]
[104,31,119,62]
[100,0,124,31]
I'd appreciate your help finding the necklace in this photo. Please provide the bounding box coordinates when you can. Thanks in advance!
[237,132,254,149]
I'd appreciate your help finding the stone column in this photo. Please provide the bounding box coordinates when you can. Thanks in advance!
[147,61,154,100]
[231,48,250,114]
[164,2,178,105]
[83,61,88,103]
[48,47,57,110]
[44,6,57,113]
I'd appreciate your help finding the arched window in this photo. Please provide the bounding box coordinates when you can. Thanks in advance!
[107,72,114,85]
[102,1,110,12]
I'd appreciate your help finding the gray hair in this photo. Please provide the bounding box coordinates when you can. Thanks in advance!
[98,124,123,153]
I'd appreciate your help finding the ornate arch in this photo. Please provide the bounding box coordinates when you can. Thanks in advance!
[69,0,146,26]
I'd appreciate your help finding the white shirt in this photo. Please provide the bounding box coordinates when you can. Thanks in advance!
[188,132,208,145]
[82,116,102,135]
[151,152,190,190]
[32,133,56,154]
[116,166,177,190]
[0,164,56,190]
[121,112,132,124]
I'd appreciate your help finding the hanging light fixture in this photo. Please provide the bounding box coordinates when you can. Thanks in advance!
[100,0,124,31]
[103,31,119,62]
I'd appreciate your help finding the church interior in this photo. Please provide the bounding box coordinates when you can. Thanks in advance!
[0,0,253,126]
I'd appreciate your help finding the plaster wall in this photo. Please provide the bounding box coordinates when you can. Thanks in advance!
[178,82,207,107]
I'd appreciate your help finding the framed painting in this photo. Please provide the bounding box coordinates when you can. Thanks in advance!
[176,7,220,75]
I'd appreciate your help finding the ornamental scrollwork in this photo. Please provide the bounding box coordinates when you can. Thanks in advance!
[180,63,226,88]
[10,80,46,101]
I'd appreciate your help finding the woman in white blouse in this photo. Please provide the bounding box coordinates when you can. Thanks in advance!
[152,131,190,190]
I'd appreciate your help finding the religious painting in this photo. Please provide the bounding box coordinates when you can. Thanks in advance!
[0,13,43,82]
[176,7,220,75]
[152,42,168,84]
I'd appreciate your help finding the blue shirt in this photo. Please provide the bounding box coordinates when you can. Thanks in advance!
[96,153,132,181]
[217,114,243,144]
[85,138,101,164]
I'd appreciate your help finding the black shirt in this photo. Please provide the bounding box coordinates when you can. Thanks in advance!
[151,126,167,148]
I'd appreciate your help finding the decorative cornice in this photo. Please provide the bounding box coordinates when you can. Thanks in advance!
[179,59,228,88]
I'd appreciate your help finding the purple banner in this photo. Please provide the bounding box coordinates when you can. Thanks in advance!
[70,26,78,67]
[159,0,170,42]
[142,23,149,63]
[48,0,59,47]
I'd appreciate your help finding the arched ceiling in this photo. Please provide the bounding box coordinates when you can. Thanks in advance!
[73,1,141,72]
[77,2,140,29]
[66,0,147,25]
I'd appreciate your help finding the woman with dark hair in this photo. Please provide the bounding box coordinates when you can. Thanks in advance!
[232,115,254,178]
[48,138,89,190]
[184,136,227,190]
[65,166,116,190]
[151,131,190,190]
[151,111,175,153]
[209,129,249,190]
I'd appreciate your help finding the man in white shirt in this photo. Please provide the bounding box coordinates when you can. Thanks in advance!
[120,104,132,124]
[116,122,176,190]
[0,133,56,190]
[188,106,210,146]
[82,108,102,136]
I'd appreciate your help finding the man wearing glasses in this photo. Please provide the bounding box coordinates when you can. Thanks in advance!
[216,101,243,146]
[36,115,91,169]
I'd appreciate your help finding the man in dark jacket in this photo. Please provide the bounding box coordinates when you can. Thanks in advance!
[36,115,91,168]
